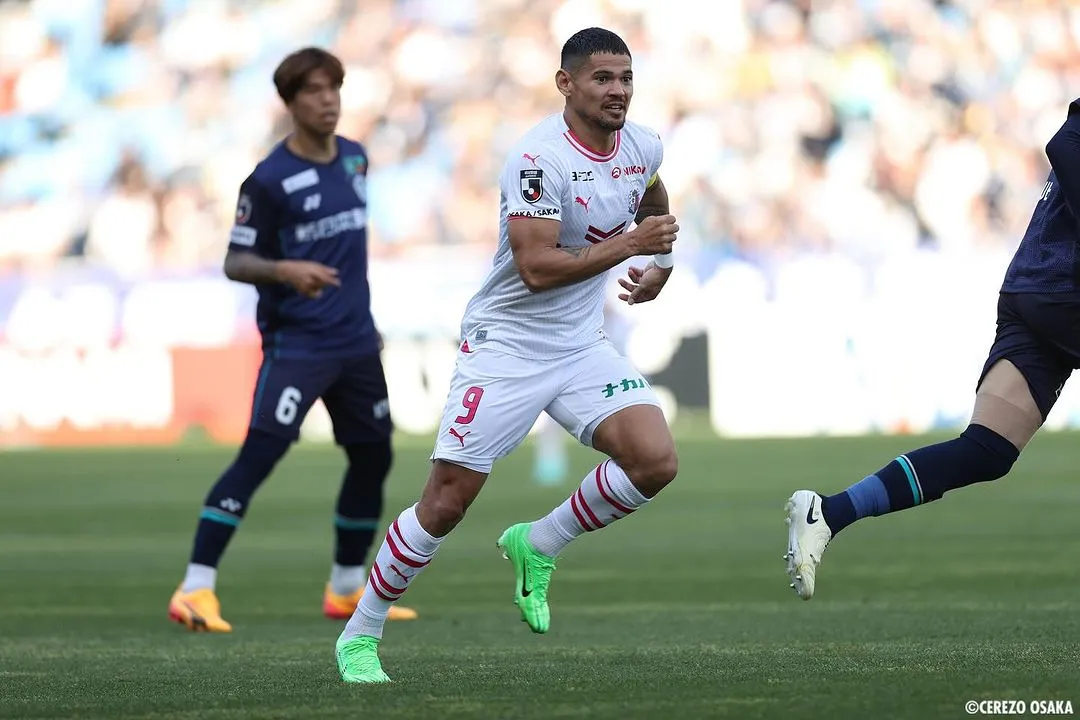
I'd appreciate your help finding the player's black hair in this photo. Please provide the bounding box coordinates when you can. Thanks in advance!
[560,27,631,74]
[273,47,345,104]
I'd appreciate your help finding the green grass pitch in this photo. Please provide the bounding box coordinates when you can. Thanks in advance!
[2,424,1078,719]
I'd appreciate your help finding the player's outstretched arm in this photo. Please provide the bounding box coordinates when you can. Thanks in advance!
[510,215,678,293]
[1046,102,1080,219]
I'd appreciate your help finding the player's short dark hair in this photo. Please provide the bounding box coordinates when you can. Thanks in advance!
[273,47,345,104]
[560,27,631,74]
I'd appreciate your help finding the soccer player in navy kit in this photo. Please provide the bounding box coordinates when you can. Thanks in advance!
[785,98,1080,601]
[168,48,416,631]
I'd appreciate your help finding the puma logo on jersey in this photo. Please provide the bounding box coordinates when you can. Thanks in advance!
[523,153,540,167]
[575,196,592,212]
[448,428,472,447]
[585,221,627,244]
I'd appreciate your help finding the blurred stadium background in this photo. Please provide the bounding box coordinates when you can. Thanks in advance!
[3,0,1080,449]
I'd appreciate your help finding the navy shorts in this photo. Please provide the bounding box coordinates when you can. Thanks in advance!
[978,291,1080,420]
[249,353,392,444]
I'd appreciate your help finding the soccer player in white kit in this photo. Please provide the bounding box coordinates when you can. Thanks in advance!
[336,27,681,683]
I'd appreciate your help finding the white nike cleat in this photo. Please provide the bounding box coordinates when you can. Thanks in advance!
[783,490,833,600]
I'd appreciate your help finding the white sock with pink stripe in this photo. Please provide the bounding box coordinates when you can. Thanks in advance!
[527,459,649,557]
[341,503,442,640]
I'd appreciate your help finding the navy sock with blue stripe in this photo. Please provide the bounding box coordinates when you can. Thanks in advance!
[821,424,1020,535]
[190,430,290,567]
[334,439,393,567]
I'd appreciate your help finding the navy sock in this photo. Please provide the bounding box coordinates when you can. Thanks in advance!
[822,424,1019,535]
[334,439,393,566]
[190,430,291,567]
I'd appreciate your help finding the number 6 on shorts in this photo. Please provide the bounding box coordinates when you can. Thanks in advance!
[454,386,484,424]
[275,386,303,425]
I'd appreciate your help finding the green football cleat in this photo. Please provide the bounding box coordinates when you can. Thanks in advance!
[336,634,391,684]
[496,522,557,633]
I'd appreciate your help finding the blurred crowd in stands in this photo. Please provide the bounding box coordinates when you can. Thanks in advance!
[1,0,1077,281]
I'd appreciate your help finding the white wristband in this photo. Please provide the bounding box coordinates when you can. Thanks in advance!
[653,252,674,269]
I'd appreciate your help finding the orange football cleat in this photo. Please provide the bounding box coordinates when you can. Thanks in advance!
[168,587,233,632]
[323,583,418,621]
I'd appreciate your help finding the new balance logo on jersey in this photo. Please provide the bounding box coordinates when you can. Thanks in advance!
[1041,180,1054,201]
[575,196,592,213]
[585,221,627,244]
[448,428,472,446]
[601,377,648,398]
[303,194,321,212]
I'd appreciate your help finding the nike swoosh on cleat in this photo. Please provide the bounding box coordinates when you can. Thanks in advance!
[806,496,819,525]
[520,558,532,598]
[183,602,207,629]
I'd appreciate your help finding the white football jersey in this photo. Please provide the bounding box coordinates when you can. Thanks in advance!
[459,113,664,360]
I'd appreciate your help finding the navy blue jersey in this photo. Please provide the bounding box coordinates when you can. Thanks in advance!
[1002,100,1080,293]
[228,136,378,359]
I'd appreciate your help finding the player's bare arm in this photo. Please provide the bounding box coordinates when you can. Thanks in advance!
[618,174,674,305]
[510,213,678,292]
[223,249,340,299]
[634,174,669,225]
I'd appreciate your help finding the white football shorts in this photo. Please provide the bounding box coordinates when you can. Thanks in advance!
[430,341,660,474]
